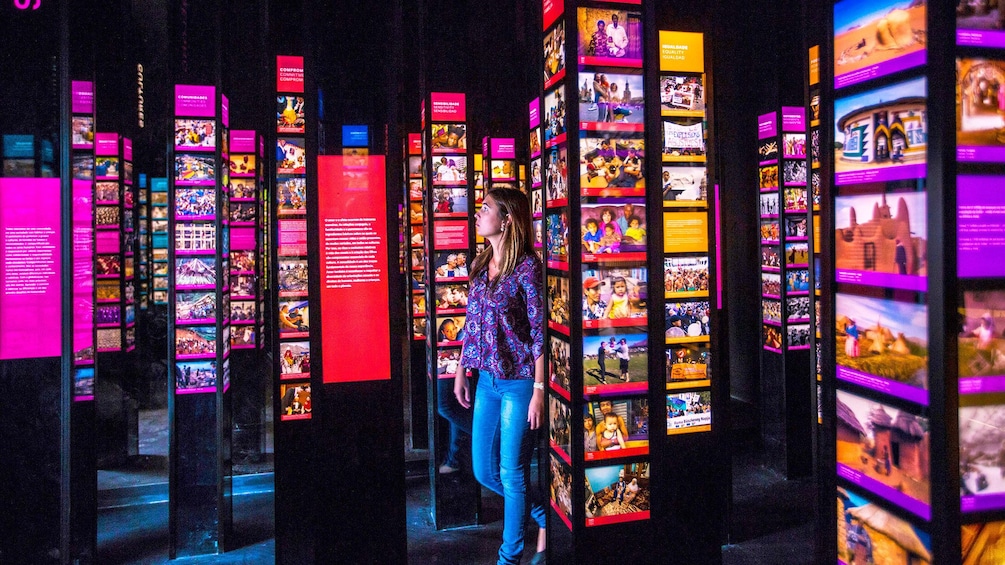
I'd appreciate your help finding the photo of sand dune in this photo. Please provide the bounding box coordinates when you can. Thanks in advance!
[834,0,926,78]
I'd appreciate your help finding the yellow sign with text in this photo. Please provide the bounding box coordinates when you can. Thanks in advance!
[664,211,708,254]
[809,45,820,86]
[660,31,704,73]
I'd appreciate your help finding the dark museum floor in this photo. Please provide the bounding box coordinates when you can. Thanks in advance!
[97,409,814,564]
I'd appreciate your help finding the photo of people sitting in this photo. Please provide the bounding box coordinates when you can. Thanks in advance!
[230,180,256,200]
[230,301,256,322]
[279,341,310,377]
[580,136,645,190]
[176,361,216,390]
[175,119,216,150]
[176,292,215,322]
[580,201,647,254]
[176,327,216,358]
[665,301,711,340]
[280,383,311,417]
[584,463,650,521]
[278,300,309,335]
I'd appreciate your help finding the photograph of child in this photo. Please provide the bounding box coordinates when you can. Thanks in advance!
[662,165,706,203]
[436,315,466,345]
[582,267,647,322]
[276,137,307,175]
[280,341,310,378]
[583,330,647,387]
[175,119,216,150]
[432,187,468,217]
[277,95,306,133]
[580,201,646,254]
[431,123,467,152]
[280,382,311,417]
[580,135,645,191]
[578,72,644,125]
[584,462,650,521]
[585,398,648,454]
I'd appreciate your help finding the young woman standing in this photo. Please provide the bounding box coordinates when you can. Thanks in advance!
[454,188,547,564]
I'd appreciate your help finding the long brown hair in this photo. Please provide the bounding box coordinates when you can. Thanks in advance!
[470,188,534,284]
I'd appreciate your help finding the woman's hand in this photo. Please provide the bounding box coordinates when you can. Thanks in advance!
[527,388,545,430]
[454,370,471,409]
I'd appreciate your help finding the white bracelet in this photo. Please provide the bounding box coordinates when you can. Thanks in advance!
[533,382,545,390]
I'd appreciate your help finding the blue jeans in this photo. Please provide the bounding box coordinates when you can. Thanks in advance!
[472,376,546,565]
[437,377,471,468]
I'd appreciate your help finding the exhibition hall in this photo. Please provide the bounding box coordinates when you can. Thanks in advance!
[1,0,999,563]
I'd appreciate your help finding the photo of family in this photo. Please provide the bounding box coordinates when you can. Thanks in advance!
[662,165,706,205]
[433,187,468,217]
[576,8,643,64]
[584,398,649,456]
[580,201,647,256]
[666,345,710,387]
[175,119,216,150]
[582,266,647,325]
[584,462,650,525]
[836,389,930,510]
[578,72,644,126]
[280,382,311,418]
[579,135,645,192]
[583,330,648,387]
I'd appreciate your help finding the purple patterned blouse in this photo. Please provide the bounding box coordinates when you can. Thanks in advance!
[460,253,544,380]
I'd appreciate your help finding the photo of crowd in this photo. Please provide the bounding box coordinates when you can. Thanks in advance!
[662,119,705,159]
[663,257,708,297]
[784,160,808,185]
[96,181,118,203]
[230,202,256,224]
[580,135,645,191]
[787,324,811,348]
[95,206,119,227]
[783,133,807,158]
[175,119,216,150]
[762,272,781,296]
[176,326,216,358]
[762,299,781,323]
[787,296,811,322]
[96,305,120,325]
[176,292,215,322]
[786,269,811,292]
[175,188,215,218]
[277,176,306,215]
[665,301,710,340]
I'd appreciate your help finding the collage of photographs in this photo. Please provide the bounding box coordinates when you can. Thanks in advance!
[150,180,169,306]
[828,0,936,541]
[275,85,311,416]
[227,134,261,348]
[96,137,136,353]
[172,91,227,392]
